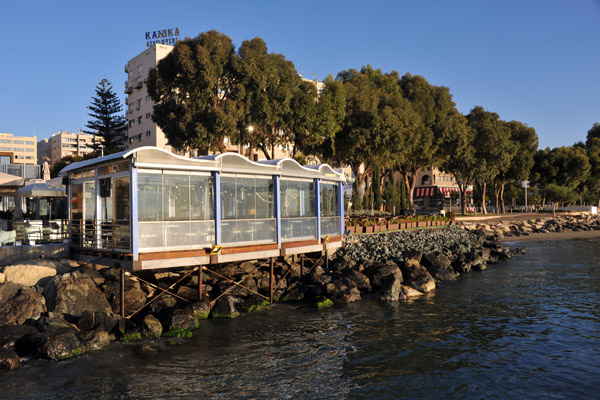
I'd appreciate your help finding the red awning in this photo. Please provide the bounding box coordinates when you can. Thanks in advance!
[415,187,436,197]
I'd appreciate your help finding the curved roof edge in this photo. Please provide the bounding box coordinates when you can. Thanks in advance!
[59,147,345,181]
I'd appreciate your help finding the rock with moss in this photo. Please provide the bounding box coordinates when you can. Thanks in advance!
[77,330,110,352]
[161,308,198,332]
[141,314,163,339]
[187,299,212,321]
[19,331,82,361]
[314,298,334,309]
[210,296,240,319]
[162,328,193,339]
[119,332,142,342]
[0,348,20,371]
[239,295,270,312]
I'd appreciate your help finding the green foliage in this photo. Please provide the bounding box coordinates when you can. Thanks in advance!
[119,332,142,342]
[352,178,363,211]
[383,175,405,214]
[85,78,126,152]
[148,30,240,153]
[239,300,271,312]
[57,348,83,361]
[162,328,193,339]
[315,298,334,309]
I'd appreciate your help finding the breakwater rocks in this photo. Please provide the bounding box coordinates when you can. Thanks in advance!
[0,226,512,371]
[461,214,600,240]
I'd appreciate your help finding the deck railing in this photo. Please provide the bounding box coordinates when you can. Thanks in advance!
[70,219,131,251]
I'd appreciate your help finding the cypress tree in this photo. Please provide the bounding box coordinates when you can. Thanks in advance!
[85,79,127,153]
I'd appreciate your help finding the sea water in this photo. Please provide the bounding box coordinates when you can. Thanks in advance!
[2,238,599,399]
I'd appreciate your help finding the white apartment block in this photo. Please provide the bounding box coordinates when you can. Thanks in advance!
[0,133,37,165]
[38,131,99,167]
[124,44,174,152]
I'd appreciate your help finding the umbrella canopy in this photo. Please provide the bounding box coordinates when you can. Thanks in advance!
[0,172,25,194]
[14,182,66,197]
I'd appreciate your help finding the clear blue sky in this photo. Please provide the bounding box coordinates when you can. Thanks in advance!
[1,0,599,149]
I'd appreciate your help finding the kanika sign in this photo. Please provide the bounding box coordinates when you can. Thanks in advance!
[145,28,181,47]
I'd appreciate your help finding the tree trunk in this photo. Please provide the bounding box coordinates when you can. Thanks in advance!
[500,183,506,214]
[481,181,487,215]
[494,184,501,215]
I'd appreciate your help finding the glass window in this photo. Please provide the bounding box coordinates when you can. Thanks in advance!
[71,183,83,220]
[190,174,213,220]
[163,174,190,221]
[84,181,96,221]
[256,178,273,219]
[320,182,339,217]
[281,179,315,218]
[138,173,162,221]
[221,176,236,219]
[13,140,24,144]
[114,177,130,221]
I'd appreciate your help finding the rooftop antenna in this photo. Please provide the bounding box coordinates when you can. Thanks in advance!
[313,69,318,81]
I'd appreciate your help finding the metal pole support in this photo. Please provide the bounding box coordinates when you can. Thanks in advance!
[270,257,274,304]
[198,266,203,300]
[300,254,304,278]
[120,269,125,318]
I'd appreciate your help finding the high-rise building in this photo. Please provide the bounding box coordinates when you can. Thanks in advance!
[0,133,37,165]
[38,131,99,167]
[124,44,174,152]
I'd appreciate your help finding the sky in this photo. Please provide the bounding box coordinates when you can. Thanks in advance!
[1,0,599,149]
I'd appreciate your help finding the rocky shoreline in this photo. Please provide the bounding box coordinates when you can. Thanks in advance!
[3,216,586,372]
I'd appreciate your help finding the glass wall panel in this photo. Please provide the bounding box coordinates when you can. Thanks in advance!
[320,182,338,217]
[281,179,317,241]
[138,173,162,221]
[163,174,190,221]
[190,175,213,220]
[321,216,341,236]
[255,178,274,219]
[84,182,95,221]
[71,184,83,220]
[114,177,130,221]
[137,171,215,251]
[220,174,275,244]
[221,176,237,219]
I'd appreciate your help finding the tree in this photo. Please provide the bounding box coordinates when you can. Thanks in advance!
[234,37,308,159]
[148,30,240,153]
[334,66,418,203]
[497,120,538,212]
[397,74,463,206]
[585,122,600,207]
[467,106,513,214]
[85,79,126,153]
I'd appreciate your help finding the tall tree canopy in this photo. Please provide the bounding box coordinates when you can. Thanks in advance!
[467,106,513,214]
[85,78,126,153]
[334,66,419,201]
[398,74,463,206]
[585,122,600,206]
[148,30,240,153]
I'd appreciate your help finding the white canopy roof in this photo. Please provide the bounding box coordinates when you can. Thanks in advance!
[60,146,345,182]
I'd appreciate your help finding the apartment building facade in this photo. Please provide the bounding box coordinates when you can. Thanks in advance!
[0,133,37,165]
[38,131,99,167]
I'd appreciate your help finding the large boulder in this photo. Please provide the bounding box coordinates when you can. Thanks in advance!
[373,275,403,302]
[210,296,240,319]
[77,330,110,352]
[0,349,20,371]
[20,331,82,361]
[102,278,147,316]
[2,264,57,287]
[399,285,424,301]
[364,262,403,290]
[27,315,76,332]
[44,273,112,318]
[422,251,458,281]
[161,308,198,332]
[141,314,163,339]
[345,270,371,292]
[0,283,47,325]
[0,324,39,350]
[78,310,124,333]
[325,277,361,303]
[399,261,436,293]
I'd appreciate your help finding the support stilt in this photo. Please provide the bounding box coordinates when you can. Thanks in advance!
[198,266,203,300]
[325,250,329,272]
[270,257,274,304]
[300,254,304,278]
[120,269,125,318]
